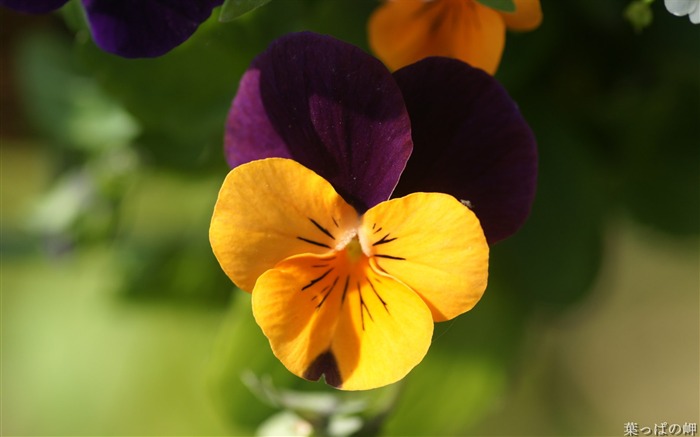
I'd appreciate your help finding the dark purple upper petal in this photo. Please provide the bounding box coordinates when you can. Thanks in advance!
[82,0,223,58]
[225,32,413,213]
[0,0,67,13]
[393,58,537,244]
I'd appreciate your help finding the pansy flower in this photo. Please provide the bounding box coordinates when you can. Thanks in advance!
[368,0,543,74]
[210,32,536,390]
[0,0,223,58]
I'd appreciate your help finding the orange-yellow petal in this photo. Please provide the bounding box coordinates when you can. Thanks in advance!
[209,158,358,292]
[499,0,542,31]
[252,251,434,391]
[368,0,451,71]
[368,0,506,74]
[360,192,489,322]
[449,1,506,75]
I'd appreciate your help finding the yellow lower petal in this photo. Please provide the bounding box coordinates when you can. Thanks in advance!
[360,192,489,322]
[500,0,542,31]
[252,251,433,390]
[209,158,358,292]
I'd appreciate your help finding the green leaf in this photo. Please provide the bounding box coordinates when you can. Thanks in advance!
[16,31,140,153]
[383,286,529,436]
[60,0,89,33]
[624,0,654,33]
[475,0,516,13]
[490,113,606,309]
[219,0,273,22]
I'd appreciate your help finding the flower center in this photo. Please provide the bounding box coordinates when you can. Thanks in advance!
[345,237,364,262]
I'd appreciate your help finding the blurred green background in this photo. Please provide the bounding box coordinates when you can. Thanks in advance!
[1,0,698,435]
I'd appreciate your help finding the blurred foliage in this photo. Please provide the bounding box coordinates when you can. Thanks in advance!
[476,0,517,13]
[1,0,698,435]
[220,0,274,21]
[624,0,654,32]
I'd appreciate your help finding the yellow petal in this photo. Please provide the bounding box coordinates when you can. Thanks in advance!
[360,192,489,322]
[252,251,434,390]
[368,0,506,74]
[500,0,542,31]
[209,158,358,292]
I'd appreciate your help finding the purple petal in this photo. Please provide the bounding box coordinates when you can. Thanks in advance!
[0,0,67,13]
[225,32,413,212]
[393,58,537,244]
[82,0,223,58]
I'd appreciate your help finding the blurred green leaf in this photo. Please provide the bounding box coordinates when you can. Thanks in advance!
[114,171,232,304]
[220,0,273,22]
[383,285,530,435]
[491,114,606,308]
[3,249,231,435]
[15,30,142,246]
[606,57,700,236]
[624,0,654,33]
[207,293,297,433]
[242,372,367,417]
[257,411,312,437]
[243,373,366,437]
[476,0,515,13]
[307,0,376,50]
[26,169,94,236]
[16,31,140,154]
[59,0,89,33]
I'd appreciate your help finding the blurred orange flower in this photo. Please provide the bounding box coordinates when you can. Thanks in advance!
[368,0,542,74]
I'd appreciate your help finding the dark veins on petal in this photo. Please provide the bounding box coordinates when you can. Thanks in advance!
[370,224,405,260]
[373,233,398,246]
[309,217,336,240]
[315,275,340,309]
[358,282,373,331]
[82,0,224,58]
[367,277,389,314]
[301,268,334,291]
[296,217,337,249]
[225,32,413,213]
[393,57,538,244]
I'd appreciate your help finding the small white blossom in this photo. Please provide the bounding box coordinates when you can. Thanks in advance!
[664,0,700,24]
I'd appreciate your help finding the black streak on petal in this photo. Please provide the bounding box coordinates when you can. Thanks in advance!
[374,254,406,261]
[304,351,342,388]
[309,218,335,240]
[316,276,339,309]
[297,236,331,249]
[359,285,373,331]
[373,233,398,246]
[367,277,389,314]
[341,275,350,305]
[302,268,333,291]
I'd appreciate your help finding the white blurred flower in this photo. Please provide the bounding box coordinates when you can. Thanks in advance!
[664,0,700,23]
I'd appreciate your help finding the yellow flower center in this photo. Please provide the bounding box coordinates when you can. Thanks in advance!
[344,236,365,263]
